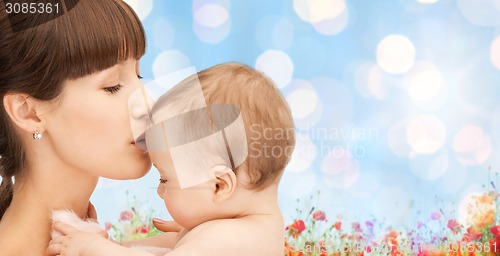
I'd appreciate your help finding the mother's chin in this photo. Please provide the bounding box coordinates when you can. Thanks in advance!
[108,152,152,180]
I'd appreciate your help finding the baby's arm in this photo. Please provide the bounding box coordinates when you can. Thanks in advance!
[47,222,165,256]
[161,220,248,256]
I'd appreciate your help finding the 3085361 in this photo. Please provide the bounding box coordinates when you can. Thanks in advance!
[5,2,60,14]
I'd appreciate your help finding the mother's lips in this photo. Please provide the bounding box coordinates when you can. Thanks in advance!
[132,133,148,151]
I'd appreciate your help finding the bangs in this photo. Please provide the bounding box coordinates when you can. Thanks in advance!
[0,0,146,100]
[53,0,146,79]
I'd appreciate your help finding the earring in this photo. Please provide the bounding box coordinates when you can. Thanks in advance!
[33,131,43,140]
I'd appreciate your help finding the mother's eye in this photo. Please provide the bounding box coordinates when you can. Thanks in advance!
[159,178,167,184]
[104,84,123,94]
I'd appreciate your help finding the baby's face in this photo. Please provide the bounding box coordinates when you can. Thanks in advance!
[151,150,214,230]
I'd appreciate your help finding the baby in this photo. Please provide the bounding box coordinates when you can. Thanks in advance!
[47,62,296,256]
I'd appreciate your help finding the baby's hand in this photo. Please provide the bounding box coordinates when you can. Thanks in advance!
[47,222,105,256]
[51,210,108,239]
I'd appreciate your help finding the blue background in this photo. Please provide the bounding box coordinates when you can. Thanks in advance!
[89,0,500,231]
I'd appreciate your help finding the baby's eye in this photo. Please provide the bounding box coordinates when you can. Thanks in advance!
[103,84,123,94]
[137,75,143,79]
[159,178,167,184]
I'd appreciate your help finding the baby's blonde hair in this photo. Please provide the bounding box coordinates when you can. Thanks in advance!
[152,63,295,190]
[198,63,295,190]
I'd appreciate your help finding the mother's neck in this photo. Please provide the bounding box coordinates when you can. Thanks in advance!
[0,162,98,255]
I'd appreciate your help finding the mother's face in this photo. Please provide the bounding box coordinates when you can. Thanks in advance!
[40,59,151,179]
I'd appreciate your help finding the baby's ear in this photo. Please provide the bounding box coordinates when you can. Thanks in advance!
[210,165,237,203]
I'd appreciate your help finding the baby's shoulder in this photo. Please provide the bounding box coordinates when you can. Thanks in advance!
[175,216,284,256]
[193,215,280,236]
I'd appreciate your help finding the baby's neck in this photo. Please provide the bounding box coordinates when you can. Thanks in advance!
[231,183,282,218]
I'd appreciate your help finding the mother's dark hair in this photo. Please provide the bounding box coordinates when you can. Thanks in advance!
[0,0,146,217]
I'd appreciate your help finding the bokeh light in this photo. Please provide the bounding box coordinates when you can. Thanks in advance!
[194,4,228,27]
[255,16,295,51]
[457,185,493,226]
[491,36,500,71]
[405,64,443,101]
[152,50,191,78]
[457,192,481,226]
[354,62,390,100]
[152,18,175,51]
[418,0,439,4]
[377,35,416,74]
[388,118,413,158]
[409,151,448,180]
[91,0,500,230]
[255,50,294,89]
[287,88,319,119]
[285,79,323,129]
[286,133,318,173]
[406,115,446,154]
[123,0,153,20]
[492,105,500,143]
[293,0,346,23]
[321,147,360,188]
[311,8,348,36]
[272,18,295,50]
[453,125,492,165]
[457,0,500,27]
[192,2,231,43]
[404,62,448,110]
[293,0,349,35]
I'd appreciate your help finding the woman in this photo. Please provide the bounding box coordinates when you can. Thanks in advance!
[0,0,153,254]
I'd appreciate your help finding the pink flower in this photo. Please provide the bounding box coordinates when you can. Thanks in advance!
[464,227,482,242]
[136,224,150,234]
[105,222,112,231]
[120,210,134,221]
[491,225,500,236]
[286,219,306,238]
[366,221,374,228]
[430,211,441,220]
[417,221,423,229]
[354,233,363,242]
[334,221,342,231]
[312,210,327,221]
[352,222,363,233]
[446,219,460,234]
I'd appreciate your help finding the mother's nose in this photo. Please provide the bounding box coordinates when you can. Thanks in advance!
[129,88,154,139]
